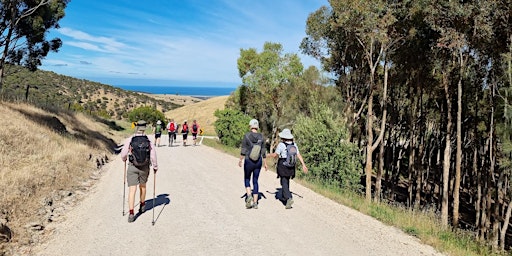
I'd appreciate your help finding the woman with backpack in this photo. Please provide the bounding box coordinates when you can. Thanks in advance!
[268,128,308,209]
[238,119,268,209]
[181,120,189,146]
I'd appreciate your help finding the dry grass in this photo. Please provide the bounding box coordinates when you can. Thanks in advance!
[140,93,203,106]
[164,96,228,136]
[0,102,125,253]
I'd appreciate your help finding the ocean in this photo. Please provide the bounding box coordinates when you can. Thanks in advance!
[116,85,236,98]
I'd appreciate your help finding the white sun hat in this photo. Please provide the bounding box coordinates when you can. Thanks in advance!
[278,128,294,139]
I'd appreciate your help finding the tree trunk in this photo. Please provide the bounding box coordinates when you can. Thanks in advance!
[500,200,512,250]
[453,69,463,229]
[475,146,482,240]
[374,61,389,202]
[441,72,452,228]
[375,132,384,202]
[365,88,375,201]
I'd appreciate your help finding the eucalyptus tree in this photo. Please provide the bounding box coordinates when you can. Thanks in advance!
[0,0,68,93]
[237,42,304,149]
[302,0,404,201]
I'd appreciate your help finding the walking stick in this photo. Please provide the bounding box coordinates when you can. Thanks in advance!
[152,170,156,226]
[123,161,126,216]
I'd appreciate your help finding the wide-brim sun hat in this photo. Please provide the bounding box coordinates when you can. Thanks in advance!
[136,120,147,131]
[249,119,259,129]
[157,120,161,124]
[278,128,294,139]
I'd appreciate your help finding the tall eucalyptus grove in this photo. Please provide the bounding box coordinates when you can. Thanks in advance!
[302,0,512,249]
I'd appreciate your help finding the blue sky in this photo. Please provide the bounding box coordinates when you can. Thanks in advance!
[41,0,328,88]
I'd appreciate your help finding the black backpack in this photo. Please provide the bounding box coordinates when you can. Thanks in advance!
[282,143,297,168]
[129,135,151,167]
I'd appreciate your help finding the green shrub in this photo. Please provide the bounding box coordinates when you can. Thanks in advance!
[293,103,362,191]
[214,109,252,148]
[127,106,165,124]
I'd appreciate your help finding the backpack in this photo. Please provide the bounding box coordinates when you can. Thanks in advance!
[247,134,262,162]
[182,124,188,133]
[192,124,198,133]
[168,122,175,132]
[282,143,297,168]
[129,135,151,167]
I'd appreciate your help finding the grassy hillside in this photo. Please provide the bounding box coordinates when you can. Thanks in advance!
[164,95,228,136]
[1,65,182,120]
[0,101,130,254]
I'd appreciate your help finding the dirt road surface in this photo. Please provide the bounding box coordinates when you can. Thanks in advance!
[33,136,444,256]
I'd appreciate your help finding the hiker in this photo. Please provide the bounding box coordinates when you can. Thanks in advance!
[238,119,267,209]
[181,120,189,146]
[191,119,200,146]
[120,120,158,223]
[153,120,163,147]
[268,128,308,209]
[167,118,177,147]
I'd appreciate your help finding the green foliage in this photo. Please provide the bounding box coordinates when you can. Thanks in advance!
[213,109,252,148]
[236,42,304,140]
[127,106,165,124]
[293,103,362,190]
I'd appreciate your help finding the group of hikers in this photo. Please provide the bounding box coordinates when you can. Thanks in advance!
[121,118,308,223]
[150,119,202,147]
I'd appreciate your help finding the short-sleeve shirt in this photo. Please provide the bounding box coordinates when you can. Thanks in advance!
[275,141,300,158]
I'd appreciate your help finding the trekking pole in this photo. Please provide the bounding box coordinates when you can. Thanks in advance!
[123,161,126,216]
[152,170,156,226]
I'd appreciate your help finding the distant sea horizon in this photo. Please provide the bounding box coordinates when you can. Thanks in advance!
[116,85,236,98]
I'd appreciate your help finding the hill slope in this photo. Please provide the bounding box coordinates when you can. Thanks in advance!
[164,95,228,136]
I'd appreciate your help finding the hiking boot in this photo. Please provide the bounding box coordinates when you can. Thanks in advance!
[285,199,294,209]
[128,213,135,223]
[139,204,146,214]
[252,203,258,209]
[245,195,253,209]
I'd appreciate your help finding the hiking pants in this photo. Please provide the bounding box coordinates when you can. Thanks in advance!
[244,157,262,195]
[280,176,292,201]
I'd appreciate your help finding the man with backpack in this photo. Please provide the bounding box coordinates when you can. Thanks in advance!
[238,119,268,209]
[167,118,177,147]
[191,119,200,146]
[120,120,158,223]
[268,128,308,209]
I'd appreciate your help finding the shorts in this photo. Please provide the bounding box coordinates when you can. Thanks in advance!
[127,163,150,186]
[192,133,198,139]
[155,133,162,139]
[182,133,188,140]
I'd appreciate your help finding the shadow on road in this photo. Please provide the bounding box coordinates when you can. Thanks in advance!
[133,194,170,224]
[267,188,304,206]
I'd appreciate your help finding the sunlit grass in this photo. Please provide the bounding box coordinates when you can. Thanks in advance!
[0,102,125,249]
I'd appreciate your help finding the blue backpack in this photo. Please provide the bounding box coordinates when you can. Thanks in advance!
[283,143,297,168]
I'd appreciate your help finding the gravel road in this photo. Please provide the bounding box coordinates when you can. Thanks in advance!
[33,136,444,256]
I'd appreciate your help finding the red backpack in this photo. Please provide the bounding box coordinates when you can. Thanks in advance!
[169,122,175,132]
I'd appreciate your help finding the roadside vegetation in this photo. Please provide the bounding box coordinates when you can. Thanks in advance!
[203,137,499,256]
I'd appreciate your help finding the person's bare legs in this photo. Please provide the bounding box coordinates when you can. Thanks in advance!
[139,183,147,205]
[128,185,137,219]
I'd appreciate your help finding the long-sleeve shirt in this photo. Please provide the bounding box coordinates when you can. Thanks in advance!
[120,134,158,170]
